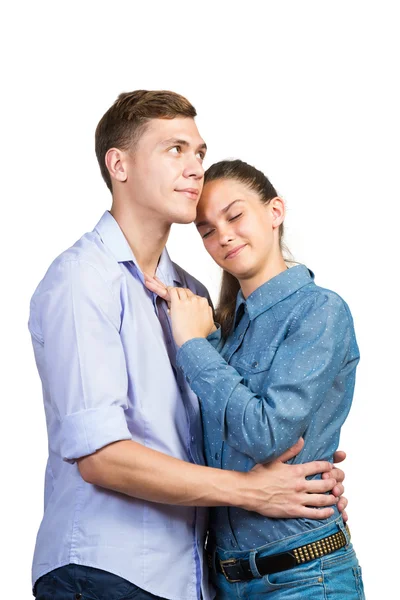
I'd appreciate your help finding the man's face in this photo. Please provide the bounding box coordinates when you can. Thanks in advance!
[123,117,206,225]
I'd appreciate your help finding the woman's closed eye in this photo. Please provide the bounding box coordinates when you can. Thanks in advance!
[202,229,215,239]
[228,213,242,222]
[201,214,243,239]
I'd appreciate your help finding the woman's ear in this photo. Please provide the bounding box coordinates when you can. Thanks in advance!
[270,197,285,229]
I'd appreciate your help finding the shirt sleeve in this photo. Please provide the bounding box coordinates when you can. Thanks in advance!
[206,325,223,350]
[176,292,359,463]
[32,259,132,463]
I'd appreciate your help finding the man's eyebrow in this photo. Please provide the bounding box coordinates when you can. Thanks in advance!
[196,199,244,228]
[160,138,207,152]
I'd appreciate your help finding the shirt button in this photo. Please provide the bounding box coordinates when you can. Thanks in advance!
[215,452,220,460]
[75,595,82,600]
[230,539,237,548]
[186,375,191,384]
[252,361,258,368]
[239,333,243,339]
[191,436,195,442]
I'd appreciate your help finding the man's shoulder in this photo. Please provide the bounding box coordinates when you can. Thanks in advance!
[32,228,120,298]
[172,262,210,300]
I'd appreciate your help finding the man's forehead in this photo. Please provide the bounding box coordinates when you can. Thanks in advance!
[145,117,205,146]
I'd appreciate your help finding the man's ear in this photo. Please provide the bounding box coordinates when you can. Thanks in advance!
[105,148,128,185]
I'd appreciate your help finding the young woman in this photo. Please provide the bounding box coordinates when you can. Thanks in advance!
[145,159,365,599]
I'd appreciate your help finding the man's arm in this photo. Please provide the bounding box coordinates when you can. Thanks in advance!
[78,437,340,519]
[34,259,340,520]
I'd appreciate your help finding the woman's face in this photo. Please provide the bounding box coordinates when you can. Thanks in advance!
[195,178,284,288]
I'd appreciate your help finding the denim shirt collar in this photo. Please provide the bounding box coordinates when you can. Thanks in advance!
[235,264,314,322]
[94,211,183,286]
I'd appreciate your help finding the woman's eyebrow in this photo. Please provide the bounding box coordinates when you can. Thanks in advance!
[221,199,244,214]
[196,199,244,228]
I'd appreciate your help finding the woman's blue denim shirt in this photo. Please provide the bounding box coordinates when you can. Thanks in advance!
[176,265,360,551]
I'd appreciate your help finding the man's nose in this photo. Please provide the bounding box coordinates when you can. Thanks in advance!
[183,154,205,179]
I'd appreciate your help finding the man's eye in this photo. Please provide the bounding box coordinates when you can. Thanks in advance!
[229,213,242,222]
[196,151,205,160]
[170,146,181,154]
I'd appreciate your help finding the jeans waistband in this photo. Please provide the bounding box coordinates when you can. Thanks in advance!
[208,516,349,562]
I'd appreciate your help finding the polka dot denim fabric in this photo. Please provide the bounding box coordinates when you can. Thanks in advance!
[176,265,360,551]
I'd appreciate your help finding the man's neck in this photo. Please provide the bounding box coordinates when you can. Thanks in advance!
[110,202,171,276]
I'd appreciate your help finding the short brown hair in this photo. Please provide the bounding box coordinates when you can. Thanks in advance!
[95,90,197,191]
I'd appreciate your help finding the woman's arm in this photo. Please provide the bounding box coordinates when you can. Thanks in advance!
[154,283,359,464]
[143,275,349,512]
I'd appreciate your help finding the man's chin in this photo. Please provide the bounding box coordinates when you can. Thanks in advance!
[171,212,196,225]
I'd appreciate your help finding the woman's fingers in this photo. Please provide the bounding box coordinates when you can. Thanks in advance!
[143,272,197,305]
[143,273,170,300]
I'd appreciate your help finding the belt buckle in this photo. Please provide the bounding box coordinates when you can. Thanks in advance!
[220,558,241,583]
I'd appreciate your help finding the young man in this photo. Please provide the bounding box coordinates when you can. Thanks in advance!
[29,90,346,600]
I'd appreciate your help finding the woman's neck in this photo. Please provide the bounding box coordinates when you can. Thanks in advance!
[240,254,288,299]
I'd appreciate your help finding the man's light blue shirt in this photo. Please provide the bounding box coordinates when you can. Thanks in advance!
[176,265,360,551]
[29,211,213,600]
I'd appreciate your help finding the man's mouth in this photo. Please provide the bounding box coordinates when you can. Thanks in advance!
[175,188,200,200]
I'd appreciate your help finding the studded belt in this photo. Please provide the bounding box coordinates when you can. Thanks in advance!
[208,525,350,583]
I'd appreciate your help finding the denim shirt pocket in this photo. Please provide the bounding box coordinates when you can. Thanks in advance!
[234,346,278,374]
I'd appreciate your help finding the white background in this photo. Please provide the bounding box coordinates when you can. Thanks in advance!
[2,2,398,598]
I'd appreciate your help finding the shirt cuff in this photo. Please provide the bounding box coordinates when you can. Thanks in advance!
[60,405,132,463]
[176,337,222,385]
[207,324,222,347]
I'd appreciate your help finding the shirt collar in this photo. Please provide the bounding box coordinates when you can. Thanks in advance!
[94,211,183,286]
[235,264,314,322]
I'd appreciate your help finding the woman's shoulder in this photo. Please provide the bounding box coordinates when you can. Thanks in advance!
[295,278,354,323]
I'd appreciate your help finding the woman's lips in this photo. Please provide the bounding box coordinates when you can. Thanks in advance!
[225,244,247,259]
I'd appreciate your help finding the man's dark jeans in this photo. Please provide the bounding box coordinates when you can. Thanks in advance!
[34,563,168,600]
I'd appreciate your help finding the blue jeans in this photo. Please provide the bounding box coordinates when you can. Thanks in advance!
[34,564,168,600]
[210,517,365,599]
